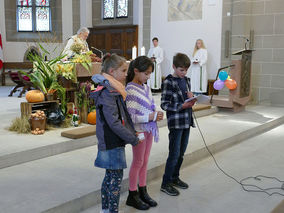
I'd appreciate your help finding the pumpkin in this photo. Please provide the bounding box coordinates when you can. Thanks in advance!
[87,110,96,125]
[26,90,45,103]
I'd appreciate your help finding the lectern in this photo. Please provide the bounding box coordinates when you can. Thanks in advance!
[211,49,254,112]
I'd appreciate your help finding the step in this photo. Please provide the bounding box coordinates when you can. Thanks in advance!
[1,106,284,213]
[83,124,284,213]
[0,106,218,169]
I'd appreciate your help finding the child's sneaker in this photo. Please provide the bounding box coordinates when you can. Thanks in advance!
[172,178,189,189]
[160,183,180,196]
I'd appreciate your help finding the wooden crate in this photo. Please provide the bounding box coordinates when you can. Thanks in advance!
[20,100,59,118]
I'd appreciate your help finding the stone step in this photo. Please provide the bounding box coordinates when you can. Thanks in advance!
[1,106,283,213]
[83,124,284,213]
[0,106,218,169]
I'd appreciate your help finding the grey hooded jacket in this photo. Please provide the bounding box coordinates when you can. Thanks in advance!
[91,74,139,151]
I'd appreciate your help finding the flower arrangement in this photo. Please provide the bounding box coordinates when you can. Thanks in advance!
[76,81,94,123]
[55,63,76,81]
[70,42,85,54]
[72,53,91,63]
[21,43,68,115]
[76,81,93,109]
[71,53,92,72]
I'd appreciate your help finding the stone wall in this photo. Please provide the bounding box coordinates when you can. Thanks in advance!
[221,0,284,105]
[143,0,151,52]
[73,0,80,34]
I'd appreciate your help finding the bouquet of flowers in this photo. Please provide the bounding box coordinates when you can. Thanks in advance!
[72,54,91,63]
[71,53,92,72]
[76,81,93,109]
[55,63,76,81]
[70,42,85,54]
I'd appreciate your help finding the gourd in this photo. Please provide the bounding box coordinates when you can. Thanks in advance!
[26,90,45,103]
[87,110,96,125]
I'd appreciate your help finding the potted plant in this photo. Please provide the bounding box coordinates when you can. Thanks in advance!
[55,63,76,88]
[21,44,68,114]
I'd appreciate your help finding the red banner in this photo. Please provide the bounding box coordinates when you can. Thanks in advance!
[0,33,3,70]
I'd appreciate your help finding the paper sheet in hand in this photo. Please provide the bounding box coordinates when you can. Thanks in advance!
[185,95,210,104]
[184,96,197,103]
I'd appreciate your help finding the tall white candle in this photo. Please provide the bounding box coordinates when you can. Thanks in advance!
[141,46,145,56]
[132,46,137,59]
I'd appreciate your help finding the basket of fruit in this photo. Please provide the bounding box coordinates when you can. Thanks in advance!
[30,110,46,135]
[90,54,102,63]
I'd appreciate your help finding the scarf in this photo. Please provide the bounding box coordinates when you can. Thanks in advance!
[126,83,159,142]
[102,73,127,101]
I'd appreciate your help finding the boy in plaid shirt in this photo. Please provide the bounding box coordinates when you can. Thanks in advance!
[160,53,196,196]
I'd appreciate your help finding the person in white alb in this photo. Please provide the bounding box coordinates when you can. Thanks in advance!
[147,37,164,91]
[63,27,90,59]
[188,39,208,94]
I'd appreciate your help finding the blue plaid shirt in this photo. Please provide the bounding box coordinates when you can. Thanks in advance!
[161,74,194,129]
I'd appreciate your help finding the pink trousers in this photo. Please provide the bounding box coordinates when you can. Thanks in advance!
[129,132,153,191]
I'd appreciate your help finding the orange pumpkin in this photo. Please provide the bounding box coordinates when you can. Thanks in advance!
[87,110,96,125]
[26,90,45,103]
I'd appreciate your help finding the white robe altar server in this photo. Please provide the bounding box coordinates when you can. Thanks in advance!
[147,37,164,90]
[188,39,208,94]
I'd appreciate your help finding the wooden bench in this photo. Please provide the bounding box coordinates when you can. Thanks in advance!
[8,70,34,97]
[1,62,33,86]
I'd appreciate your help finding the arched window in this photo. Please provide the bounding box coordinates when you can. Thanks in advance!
[103,0,128,19]
[17,0,51,32]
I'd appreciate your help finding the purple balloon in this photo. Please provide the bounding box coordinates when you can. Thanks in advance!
[213,79,225,90]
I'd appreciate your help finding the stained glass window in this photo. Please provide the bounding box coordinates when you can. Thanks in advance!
[36,0,50,31]
[17,0,32,6]
[17,0,51,32]
[18,7,33,31]
[36,0,49,6]
[103,0,114,19]
[117,0,128,17]
[17,0,33,31]
[36,7,50,31]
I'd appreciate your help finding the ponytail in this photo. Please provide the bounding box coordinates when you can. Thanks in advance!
[126,60,136,84]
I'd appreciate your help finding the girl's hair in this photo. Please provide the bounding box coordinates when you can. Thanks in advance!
[126,56,154,84]
[101,53,126,74]
[193,39,206,56]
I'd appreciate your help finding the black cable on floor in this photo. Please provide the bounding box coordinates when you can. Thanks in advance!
[192,111,284,196]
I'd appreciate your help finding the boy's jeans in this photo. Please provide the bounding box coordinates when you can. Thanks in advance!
[162,128,190,186]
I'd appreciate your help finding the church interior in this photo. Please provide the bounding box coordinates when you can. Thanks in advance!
[1,0,284,213]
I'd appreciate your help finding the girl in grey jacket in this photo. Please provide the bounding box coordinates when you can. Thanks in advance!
[91,54,139,213]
